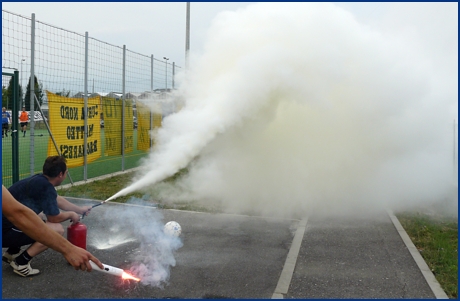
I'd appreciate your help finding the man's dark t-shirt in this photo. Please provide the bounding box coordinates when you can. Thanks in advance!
[2,174,60,231]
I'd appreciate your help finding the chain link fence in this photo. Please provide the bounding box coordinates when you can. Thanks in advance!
[2,10,180,186]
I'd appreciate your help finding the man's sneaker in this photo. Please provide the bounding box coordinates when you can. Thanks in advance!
[2,251,20,264]
[10,260,40,277]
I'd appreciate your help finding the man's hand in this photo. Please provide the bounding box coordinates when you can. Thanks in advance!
[63,245,104,271]
[70,212,81,224]
[79,206,92,216]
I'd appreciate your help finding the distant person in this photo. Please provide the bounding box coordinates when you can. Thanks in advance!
[2,185,103,274]
[19,107,29,137]
[2,156,93,277]
[2,107,11,138]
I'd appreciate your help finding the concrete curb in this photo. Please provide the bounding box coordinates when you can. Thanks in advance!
[387,210,449,299]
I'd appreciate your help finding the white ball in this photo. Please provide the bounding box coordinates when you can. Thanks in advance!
[164,221,182,237]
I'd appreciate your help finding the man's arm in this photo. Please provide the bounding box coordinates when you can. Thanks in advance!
[46,210,80,224]
[2,186,103,271]
[56,195,92,216]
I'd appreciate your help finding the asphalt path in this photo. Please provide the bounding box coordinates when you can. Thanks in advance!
[2,198,446,299]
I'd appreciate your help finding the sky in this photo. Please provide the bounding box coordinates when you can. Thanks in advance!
[2,2,256,69]
[4,2,456,72]
[2,3,457,103]
[3,2,458,219]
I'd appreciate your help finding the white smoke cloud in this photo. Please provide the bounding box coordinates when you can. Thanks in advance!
[111,3,457,218]
[90,201,183,288]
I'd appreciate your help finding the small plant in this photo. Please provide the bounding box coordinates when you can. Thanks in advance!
[397,212,458,299]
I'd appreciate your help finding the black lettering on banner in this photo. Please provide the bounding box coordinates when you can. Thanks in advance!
[58,140,99,159]
[75,126,83,139]
[105,100,120,118]
[66,125,96,140]
[139,130,146,143]
[106,137,117,151]
[60,145,67,157]
[88,124,93,138]
[60,106,79,120]
[124,136,133,149]
[81,105,99,120]
[66,126,75,139]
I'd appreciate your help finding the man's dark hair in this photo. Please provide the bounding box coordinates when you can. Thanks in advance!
[43,156,67,177]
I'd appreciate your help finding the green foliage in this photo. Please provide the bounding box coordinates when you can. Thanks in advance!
[3,77,24,110]
[55,89,71,97]
[2,86,7,106]
[23,75,44,110]
[397,212,458,299]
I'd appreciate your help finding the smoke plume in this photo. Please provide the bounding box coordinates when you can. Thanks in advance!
[110,3,457,218]
[90,201,183,288]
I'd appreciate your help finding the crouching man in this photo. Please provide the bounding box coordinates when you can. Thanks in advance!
[2,156,92,277]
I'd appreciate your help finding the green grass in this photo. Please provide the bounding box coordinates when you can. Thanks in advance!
[2,127,150,187]
[57,169,220,212]
[396,212,458,299]
[58,172,146,203]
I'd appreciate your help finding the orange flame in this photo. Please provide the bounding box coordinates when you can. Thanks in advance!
[122,271,140,282]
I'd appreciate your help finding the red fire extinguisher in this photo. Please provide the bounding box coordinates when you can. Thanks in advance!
[67,222,87,250]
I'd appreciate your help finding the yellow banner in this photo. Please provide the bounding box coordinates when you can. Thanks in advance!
[152,106,162,147]
[135,101,162,151]
[46,91,101,168]
[136,101,151,151]
[102,97,134,156]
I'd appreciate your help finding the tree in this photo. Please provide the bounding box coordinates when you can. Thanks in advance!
[2,86,7,108]
[56,89,71,97]
[24,75,44,111]
[4,77,24,110]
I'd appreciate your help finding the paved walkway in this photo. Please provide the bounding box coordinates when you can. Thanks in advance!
[274,212,447,299]
[2,198,447,299]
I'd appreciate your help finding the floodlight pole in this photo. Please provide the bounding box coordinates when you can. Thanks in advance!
[163,57,169,90]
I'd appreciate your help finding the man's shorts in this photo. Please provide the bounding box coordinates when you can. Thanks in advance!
[2,123,8,130]
[2,227,36,248]
[20,122,28,127]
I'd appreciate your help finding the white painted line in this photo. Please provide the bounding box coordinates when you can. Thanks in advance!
[387,210,449,299]
[272,218,308,299]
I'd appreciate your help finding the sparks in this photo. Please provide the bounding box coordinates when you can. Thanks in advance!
[122,271,140,282]
[89,261,140,282]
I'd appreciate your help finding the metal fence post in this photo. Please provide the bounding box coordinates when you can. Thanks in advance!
[83,32,89,180]
[172,62,175,89]
[3,9,182,185]
[122,45,126,171]
[29,13,36,175]
[12,70,20,183]
[151,54,154,149]
[186,2,190,70]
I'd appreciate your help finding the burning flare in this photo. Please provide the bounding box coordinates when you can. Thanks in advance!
[90,261,140,282]
[122,271,140,282]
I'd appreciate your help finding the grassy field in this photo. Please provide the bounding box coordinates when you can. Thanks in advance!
[58,171,458,298]
[58,169,215,212]
[2,127,149,187]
